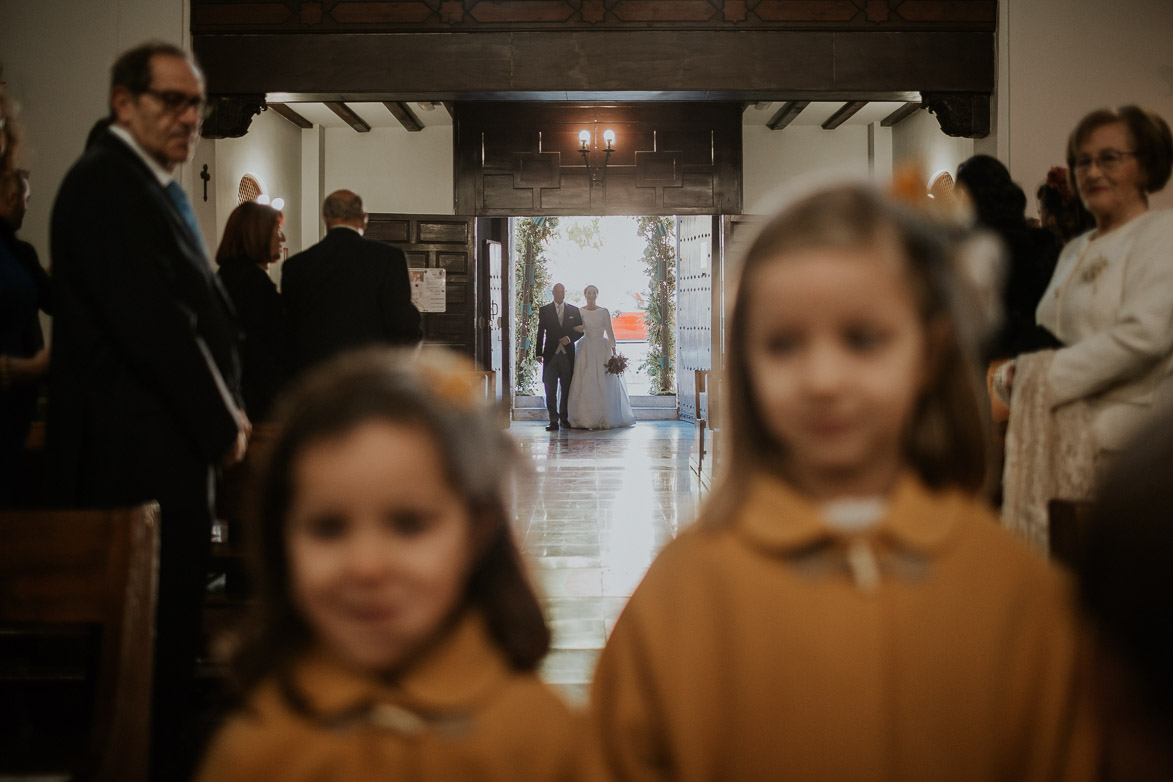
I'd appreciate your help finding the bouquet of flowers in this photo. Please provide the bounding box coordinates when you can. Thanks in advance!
[605,353,628,375]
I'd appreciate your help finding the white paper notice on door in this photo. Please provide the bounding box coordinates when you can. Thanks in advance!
[409,268,447,313]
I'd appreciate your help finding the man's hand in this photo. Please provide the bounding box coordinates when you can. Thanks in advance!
[536,355,544,363]
[559,336,571,346]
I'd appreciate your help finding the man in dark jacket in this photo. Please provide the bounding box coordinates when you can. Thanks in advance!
[282,189,422,373]
[534,283,583,430]
[48,41,248,780]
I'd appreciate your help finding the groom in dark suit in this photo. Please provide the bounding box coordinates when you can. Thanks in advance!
[535,283,582,431]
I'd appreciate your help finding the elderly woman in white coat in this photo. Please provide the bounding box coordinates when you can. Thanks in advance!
[1001,105,1173,550]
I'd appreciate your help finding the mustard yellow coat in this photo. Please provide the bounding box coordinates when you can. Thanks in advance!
[197,611,579,782]
[586,473,1099,782]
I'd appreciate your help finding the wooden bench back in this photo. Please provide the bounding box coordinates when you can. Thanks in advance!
[0,504,160,782]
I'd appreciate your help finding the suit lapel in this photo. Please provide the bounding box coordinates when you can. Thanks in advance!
[103,135,237,321]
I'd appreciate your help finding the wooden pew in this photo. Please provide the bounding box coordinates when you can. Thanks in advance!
[0,504,160,782]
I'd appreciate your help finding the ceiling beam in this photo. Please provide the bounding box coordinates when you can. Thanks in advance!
[766,101,809,130]
[881,101,922,127]
[267,102,313,129]
[383,101,424,132]
[821,100,868,130]
[324,101,371,132]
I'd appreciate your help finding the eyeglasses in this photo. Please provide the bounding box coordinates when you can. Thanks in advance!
[1073,150,1136,174]
[140,89,207,118]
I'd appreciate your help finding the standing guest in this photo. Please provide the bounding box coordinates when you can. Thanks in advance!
[534,282,582,431]
[196,349,577,782]
[1001,106,1173,551]
[282,190,421,374]
[48,41,249,781]
[1078,405,1173,782]
[955,155,1062,502]
[1037,166,1094,247]
[0,125,49,506]
[216,201,292,421]
[956,154,1062,363]
[586,184,1098,782]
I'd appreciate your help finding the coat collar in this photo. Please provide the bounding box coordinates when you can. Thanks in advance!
[735,471,969,558]
[291,609,511,720]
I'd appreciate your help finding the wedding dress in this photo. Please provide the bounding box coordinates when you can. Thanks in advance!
[567,307,635,429]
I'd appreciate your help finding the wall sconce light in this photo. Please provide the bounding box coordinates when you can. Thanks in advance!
[579,128,615,183]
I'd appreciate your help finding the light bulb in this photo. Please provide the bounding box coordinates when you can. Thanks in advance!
[255,194,270,205]
[603,129,616,148]
[578,129,591,148]
[271,197,285,211]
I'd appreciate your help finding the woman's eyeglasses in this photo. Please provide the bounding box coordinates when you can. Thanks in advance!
[1073,150,1136,174]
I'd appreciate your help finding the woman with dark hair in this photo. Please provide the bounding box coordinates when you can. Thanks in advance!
[955,154,1062,362]
[215,201,292,420]
[1037,166,1094,246]
[1001,106,1173,551]
[196,349,575,782]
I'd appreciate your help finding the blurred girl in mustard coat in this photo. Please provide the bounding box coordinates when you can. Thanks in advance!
[197,349,577,782]
[586,184,1099,782]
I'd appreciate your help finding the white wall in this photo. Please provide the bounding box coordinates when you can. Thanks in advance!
[301,126,326,249]
[891,108,975,191]
[0,0,190,266]
[742,124,877,215]
[1005,0,1173,214]
[323,126,454,215]
[205,108,304,255]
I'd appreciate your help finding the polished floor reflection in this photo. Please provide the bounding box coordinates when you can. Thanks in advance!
[509,420,699,704]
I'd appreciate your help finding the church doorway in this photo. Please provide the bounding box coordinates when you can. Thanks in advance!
[511,216,678,422]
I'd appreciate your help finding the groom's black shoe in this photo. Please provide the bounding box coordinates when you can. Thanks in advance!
[560,419,572,429]
[545,422,560,431]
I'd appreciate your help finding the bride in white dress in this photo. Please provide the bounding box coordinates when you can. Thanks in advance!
[567,285,636,429]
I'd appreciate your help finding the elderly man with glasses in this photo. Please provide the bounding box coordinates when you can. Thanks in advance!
[47,41,249,781]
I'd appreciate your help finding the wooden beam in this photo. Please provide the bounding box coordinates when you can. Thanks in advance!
[766,100,809,130]
[881,101,921,127]
[324,101,371,132]
[267,102,313,128]
[821,100,868,130]
[195,31,995,96]
[383,101,424,131]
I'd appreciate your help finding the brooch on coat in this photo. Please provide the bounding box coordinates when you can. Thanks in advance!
[1079,256,1109,285]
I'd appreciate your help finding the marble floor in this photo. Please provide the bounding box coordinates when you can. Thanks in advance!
[508,420,700,704]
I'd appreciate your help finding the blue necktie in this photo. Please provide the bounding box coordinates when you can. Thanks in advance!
[165,180,208,256]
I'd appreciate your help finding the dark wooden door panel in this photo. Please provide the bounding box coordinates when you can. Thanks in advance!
[366,213,477,356]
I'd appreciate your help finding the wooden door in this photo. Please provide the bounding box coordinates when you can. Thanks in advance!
[485,239,504,395]
[365,213,477,357]
[676,215,713,422]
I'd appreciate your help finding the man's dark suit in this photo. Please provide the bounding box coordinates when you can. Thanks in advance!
[282,226,422,373]
[48,130,243,775]
[535,300,583,426]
